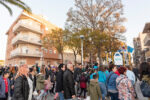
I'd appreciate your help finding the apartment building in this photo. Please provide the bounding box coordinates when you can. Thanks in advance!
[5,12,61,66]
[143,23,150,62]
[133,37,141,65]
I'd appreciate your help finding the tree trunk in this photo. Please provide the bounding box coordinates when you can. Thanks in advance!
[73,50,77,65]
[98,46,102,66]
[61,52,64,63]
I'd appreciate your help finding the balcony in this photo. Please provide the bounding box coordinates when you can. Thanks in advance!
[12,34,42,46]
[10,48,41,58]
[13,20,43,34]
[144,34,150,46]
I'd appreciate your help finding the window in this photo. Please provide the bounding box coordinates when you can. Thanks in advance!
[49,50,52,54]
[54,50,56,54]
[45,49,48,53]
[20,60,26,65]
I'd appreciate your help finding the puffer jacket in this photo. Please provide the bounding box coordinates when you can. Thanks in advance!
[142,75,150,100]
[13,75,29,100]
[0,76,10,98]
[36,73,45,91]
[87,79,102,100]
[63,69,75,99]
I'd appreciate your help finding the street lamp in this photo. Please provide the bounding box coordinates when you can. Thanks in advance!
[80,35,84,66]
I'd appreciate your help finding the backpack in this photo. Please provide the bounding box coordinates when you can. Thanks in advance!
[140,81,150,97]
[80,74,86,82]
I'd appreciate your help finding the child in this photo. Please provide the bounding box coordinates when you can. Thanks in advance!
[88,74,102,100]
[79,72,87,98]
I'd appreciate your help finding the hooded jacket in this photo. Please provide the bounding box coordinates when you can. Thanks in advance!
[88,79,102,100]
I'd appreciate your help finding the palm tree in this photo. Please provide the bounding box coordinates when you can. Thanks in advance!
[0,0,31,15]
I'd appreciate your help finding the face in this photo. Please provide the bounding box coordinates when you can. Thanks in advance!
[79,65,82,69]
[124,70,127,75]
[112,66,117,72]
[4,73,10,78]
[69,66,74,72]
[61,65,66,71]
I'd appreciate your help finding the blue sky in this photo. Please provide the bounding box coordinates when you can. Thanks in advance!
[0,0,150,60]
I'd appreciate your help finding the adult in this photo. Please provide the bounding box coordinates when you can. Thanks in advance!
[36,66,46,100]
[13,65,30,100]
[93,63,98,70]
[98,67,108,100]
[0,71,10,100]
[74,64,82,95]
[107,65,119,100]
[63,64,75,100]
[116,66,135,100]
[126,66,136,85]
[55,64,66,100]
[29,68,36,93]
[140,62,150,100]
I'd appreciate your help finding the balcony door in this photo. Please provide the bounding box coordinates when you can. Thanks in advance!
[22,46,28,54]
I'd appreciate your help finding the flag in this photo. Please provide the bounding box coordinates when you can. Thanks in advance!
[127,46,134,53]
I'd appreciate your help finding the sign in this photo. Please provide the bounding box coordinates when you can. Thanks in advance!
[114,52,123,65]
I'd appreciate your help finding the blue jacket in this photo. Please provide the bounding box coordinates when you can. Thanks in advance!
[0,76,10,98]
[106,71,118,91]
[98,71,108,83]
[90,73,96,79]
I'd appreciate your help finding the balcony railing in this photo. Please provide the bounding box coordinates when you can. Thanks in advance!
[12,34,42,46]
[10,48,41,58]
[13,20,43,34]
[144,34,150,46]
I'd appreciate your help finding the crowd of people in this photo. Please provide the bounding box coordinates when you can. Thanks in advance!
[0,62,149,100]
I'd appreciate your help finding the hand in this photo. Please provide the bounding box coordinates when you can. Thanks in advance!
[62,91,64,93]
[11,85,14,89]
[72,95,76,99]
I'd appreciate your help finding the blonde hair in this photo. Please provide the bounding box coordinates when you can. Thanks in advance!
[15,65,29,79]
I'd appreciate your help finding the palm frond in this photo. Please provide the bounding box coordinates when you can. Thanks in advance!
[0,1,12,15]
[5,0,31,12]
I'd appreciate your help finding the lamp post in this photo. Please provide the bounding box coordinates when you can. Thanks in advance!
[80,35,84,66]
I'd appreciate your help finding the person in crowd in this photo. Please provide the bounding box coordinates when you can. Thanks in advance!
[93,63,98,70]
[106,65,119,100]
[88,74,102,100]
[74,64,82,96]
[79,72,87,99]
[29,68,36,93]
[63,64,75,100]
[55,64,66,100]
[126,66,136,85]
[50,66,56,94]
[98,67,108,100]
[13,65,30,100]
[90,69,97,79]
[0,71,10,100]
[132,65,140,81]
[36,64,40,74]
[140,62,150,100]
[116,66,135,100]
[36,66,46,100]
[9,67,17,98]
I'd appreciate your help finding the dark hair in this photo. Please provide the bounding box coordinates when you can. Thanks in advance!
[140,62,150,80]
[3,71,9,76]
[29,68,33,73]
[93,74,98,79]
[118,66,127,74]
[126,66,132,70]
[109,64,116,72]
[58,64,64,70]
[99,66,105,72]
[95,63,98,66]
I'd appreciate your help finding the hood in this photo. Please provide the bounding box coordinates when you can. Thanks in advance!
[90,79,98,86]
[142,75,150,85]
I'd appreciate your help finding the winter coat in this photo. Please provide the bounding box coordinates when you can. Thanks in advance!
[116,74,135,100]
[87,79,102,100]
[63,69,75,99]
[106,71,118,92]
[13,75,29,100]
[74,68,82,82]
[36,73,45,91]
[56,69,64,92]
[80,74,87,88]
[142,75,150,100]
[0,76,10,98]
[29,74,36,91]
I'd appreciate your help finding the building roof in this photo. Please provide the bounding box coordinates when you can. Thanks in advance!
[6,11,58,34]
[143,23,150,33]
